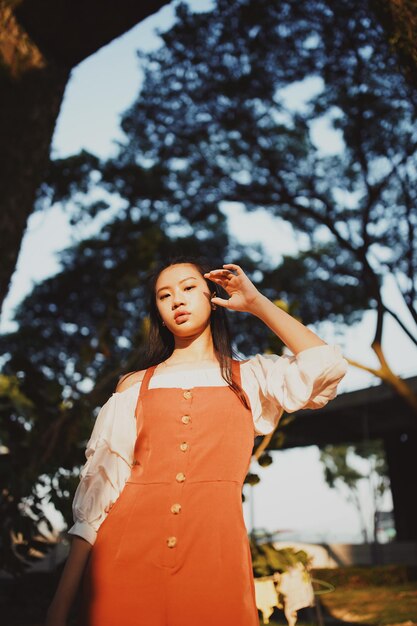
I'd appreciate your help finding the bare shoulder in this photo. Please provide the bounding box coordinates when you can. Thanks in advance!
[115,369,146,393]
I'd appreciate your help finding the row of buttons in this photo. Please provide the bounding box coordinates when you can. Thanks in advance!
[166,390,192,549]
[167,501,182,549]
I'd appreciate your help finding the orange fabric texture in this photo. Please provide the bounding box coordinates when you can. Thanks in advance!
[78,360,260,625]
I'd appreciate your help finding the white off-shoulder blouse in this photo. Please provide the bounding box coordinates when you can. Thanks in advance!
[67,344,348,545]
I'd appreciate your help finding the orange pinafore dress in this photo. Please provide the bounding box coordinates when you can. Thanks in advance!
[78,359,259,626]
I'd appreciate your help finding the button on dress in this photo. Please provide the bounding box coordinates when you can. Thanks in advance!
[78,359,260,626]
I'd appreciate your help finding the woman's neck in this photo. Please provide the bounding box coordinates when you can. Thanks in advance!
[169,335,217,365]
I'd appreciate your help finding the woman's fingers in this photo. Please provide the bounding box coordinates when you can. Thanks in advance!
[204,263,242,277]
[204,268,237,281]
[204,274,228,285]
[222,263,242,274]
[204,269,231,276]
[211,296,230,307]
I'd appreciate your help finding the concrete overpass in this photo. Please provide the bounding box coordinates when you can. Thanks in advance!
[263,376,417,542]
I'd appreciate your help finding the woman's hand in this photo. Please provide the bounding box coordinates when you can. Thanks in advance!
[203,264,261,313]
[205,263,328,354]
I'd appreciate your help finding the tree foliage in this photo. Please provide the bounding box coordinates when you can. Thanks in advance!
[320,440,390,544]
[44,0,417,338]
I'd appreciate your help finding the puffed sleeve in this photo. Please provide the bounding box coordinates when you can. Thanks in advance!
[241,344,348,436]
[67,383,139,545]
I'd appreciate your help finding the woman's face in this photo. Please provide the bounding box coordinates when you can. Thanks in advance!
[155,263,213,336]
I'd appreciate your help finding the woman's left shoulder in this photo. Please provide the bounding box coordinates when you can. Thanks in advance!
[115,370,146,394]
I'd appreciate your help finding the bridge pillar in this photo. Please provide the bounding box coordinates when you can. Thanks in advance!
[384,429,417,541]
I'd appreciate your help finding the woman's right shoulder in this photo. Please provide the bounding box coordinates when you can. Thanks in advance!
[115,369,147,393]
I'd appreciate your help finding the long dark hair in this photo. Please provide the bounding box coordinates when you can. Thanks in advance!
[136,255,250,409]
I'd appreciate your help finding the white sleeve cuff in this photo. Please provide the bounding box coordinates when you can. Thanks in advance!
[67,521,97,546]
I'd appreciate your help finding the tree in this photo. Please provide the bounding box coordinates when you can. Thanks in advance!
[44,0,417,407]
[125,0,417,408]
[320,440,390,545]
[0,0,170,314]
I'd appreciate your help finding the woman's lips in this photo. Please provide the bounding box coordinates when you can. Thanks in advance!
[175,313,191,324]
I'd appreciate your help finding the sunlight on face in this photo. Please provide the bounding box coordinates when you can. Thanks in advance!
[155,263,212,334]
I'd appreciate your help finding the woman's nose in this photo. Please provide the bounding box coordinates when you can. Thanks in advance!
[172,291,185,307]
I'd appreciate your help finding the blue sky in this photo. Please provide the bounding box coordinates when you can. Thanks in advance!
[3,0,416,543]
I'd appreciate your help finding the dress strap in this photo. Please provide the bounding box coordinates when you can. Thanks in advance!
[134,364,158,422]
[140,364,158,394]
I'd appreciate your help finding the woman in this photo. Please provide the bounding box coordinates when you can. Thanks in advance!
[45,256,347,626]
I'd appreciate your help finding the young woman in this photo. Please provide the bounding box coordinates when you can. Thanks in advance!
[45,257,347,626]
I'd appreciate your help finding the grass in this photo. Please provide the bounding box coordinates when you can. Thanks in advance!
[319,582,417,625]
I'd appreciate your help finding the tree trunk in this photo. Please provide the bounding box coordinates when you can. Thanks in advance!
[0,96,71,317]
[0,0,170,316]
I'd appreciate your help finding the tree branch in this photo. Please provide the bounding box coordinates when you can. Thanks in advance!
[384,304,417,346]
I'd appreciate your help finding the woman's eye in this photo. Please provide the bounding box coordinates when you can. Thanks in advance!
[185,285,195,291]
[160,294,169,300]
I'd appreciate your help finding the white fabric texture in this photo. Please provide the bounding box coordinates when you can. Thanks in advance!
[67,344,347,545]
